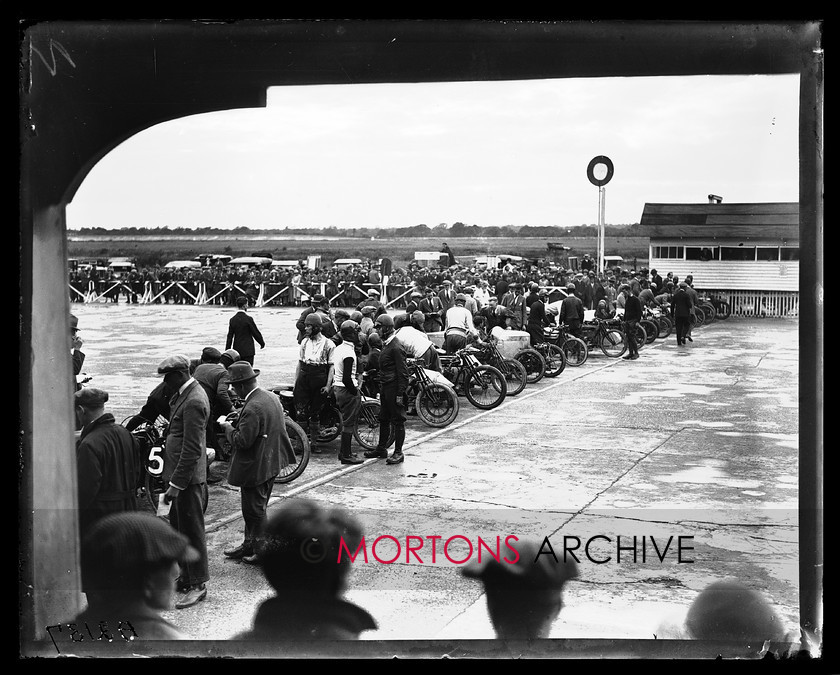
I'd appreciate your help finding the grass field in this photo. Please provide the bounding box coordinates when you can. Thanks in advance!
[68,235,650,269]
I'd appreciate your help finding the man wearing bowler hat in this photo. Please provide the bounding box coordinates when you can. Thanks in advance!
[157,354,210,609]
[218,361,294,564]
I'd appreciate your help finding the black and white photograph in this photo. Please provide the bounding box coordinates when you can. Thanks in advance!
[19,19,824,662]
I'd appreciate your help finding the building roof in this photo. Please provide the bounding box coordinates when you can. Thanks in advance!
[638,202,799,240]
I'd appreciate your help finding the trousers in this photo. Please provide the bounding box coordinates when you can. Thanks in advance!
[169,482,209,587]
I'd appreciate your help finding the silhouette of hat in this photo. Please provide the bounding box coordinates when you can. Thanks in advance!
[157,354,191,375]
[221,348,240,364]
[462,539,578,594]
[81,512,199,592]
[227,361,259,384]
[201,346,222,361]
[74,387,109,408]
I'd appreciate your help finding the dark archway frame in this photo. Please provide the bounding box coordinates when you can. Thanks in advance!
[19,20,823,655]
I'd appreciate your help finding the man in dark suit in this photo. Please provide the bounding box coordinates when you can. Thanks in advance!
[193,346,235,465]
[437,279,456,323]
[74,387,141,537]
[70,313,85,392]
[363,314,408,466]
[418,287,444,332]
[226,295,266,365]
[219,361,294,564]
[671,282,695,346]
[559,284,585,338]
[158,354,210,609]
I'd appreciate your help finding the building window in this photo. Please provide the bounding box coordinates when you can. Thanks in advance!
[685,246,719,261]
[652,246,684,259]
[780,247,800,261]
[720,246,756,261]
[756,247,780,261]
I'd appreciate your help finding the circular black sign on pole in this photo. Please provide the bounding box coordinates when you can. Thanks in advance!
[587,155,614,187]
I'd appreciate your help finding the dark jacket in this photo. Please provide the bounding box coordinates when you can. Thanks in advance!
[125,381,171,431]
[559,295,585,325]
[378,336,409,395]
[624,294,643,322]
[295,306,318,343]
[76,413,141,535]
[193,362,234,417]
[163,380,209,489]
[226,387,294,487]
[671,288,694,318]
[232,595,377,641]
[226,310,265,358]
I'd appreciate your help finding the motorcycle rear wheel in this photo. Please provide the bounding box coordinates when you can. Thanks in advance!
[276,417,311,484]
[415,383,460,427]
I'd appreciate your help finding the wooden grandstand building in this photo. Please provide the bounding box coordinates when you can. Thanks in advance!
[639,199,800,317]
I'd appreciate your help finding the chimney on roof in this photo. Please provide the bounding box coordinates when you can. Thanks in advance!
[708,194,723,204]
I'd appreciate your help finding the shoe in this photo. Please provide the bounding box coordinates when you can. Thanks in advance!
[175,585,207,609]
[241,554,260,565]
[622,355,633,360]
[340,454,363,465]
[386,451,404,465]
[223,543,254,559]
[363,448,388,459]
[686,336,693,342]
[631,355,639,360]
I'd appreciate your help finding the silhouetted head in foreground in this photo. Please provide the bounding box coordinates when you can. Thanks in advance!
[684,579,787,643]
[462,539,578,639]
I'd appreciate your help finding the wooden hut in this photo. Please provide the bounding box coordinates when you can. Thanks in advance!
[638,200,799,317]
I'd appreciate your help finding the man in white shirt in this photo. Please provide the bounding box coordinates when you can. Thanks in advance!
[473,280,491,310]
[293,313,335,453]
[395,322,441,372]
[443,294,479,354]
[330,321,364,465]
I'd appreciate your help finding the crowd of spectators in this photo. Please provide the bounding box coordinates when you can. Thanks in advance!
[69,254,678,315]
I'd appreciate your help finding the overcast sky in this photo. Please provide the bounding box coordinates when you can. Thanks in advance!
[65,74,799,231]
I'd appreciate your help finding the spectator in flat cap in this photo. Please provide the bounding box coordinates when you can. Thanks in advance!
[74,387,142,536]
[462,539,578,640]
[220,348,241,368]
[232,498,377,641]
[156,354,211,609]
[356,287,386,319]
[226,296,265,366]
[193,346,235,470]
[358,304,378,342]
[71,512,198,640]
[405,290,422,316]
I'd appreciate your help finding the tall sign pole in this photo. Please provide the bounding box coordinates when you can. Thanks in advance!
[587,155,614,274]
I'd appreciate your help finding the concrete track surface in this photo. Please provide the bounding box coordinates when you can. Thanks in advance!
[65,303,805,658]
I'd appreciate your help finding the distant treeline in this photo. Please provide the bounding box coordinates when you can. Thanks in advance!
[72,222,642,238]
